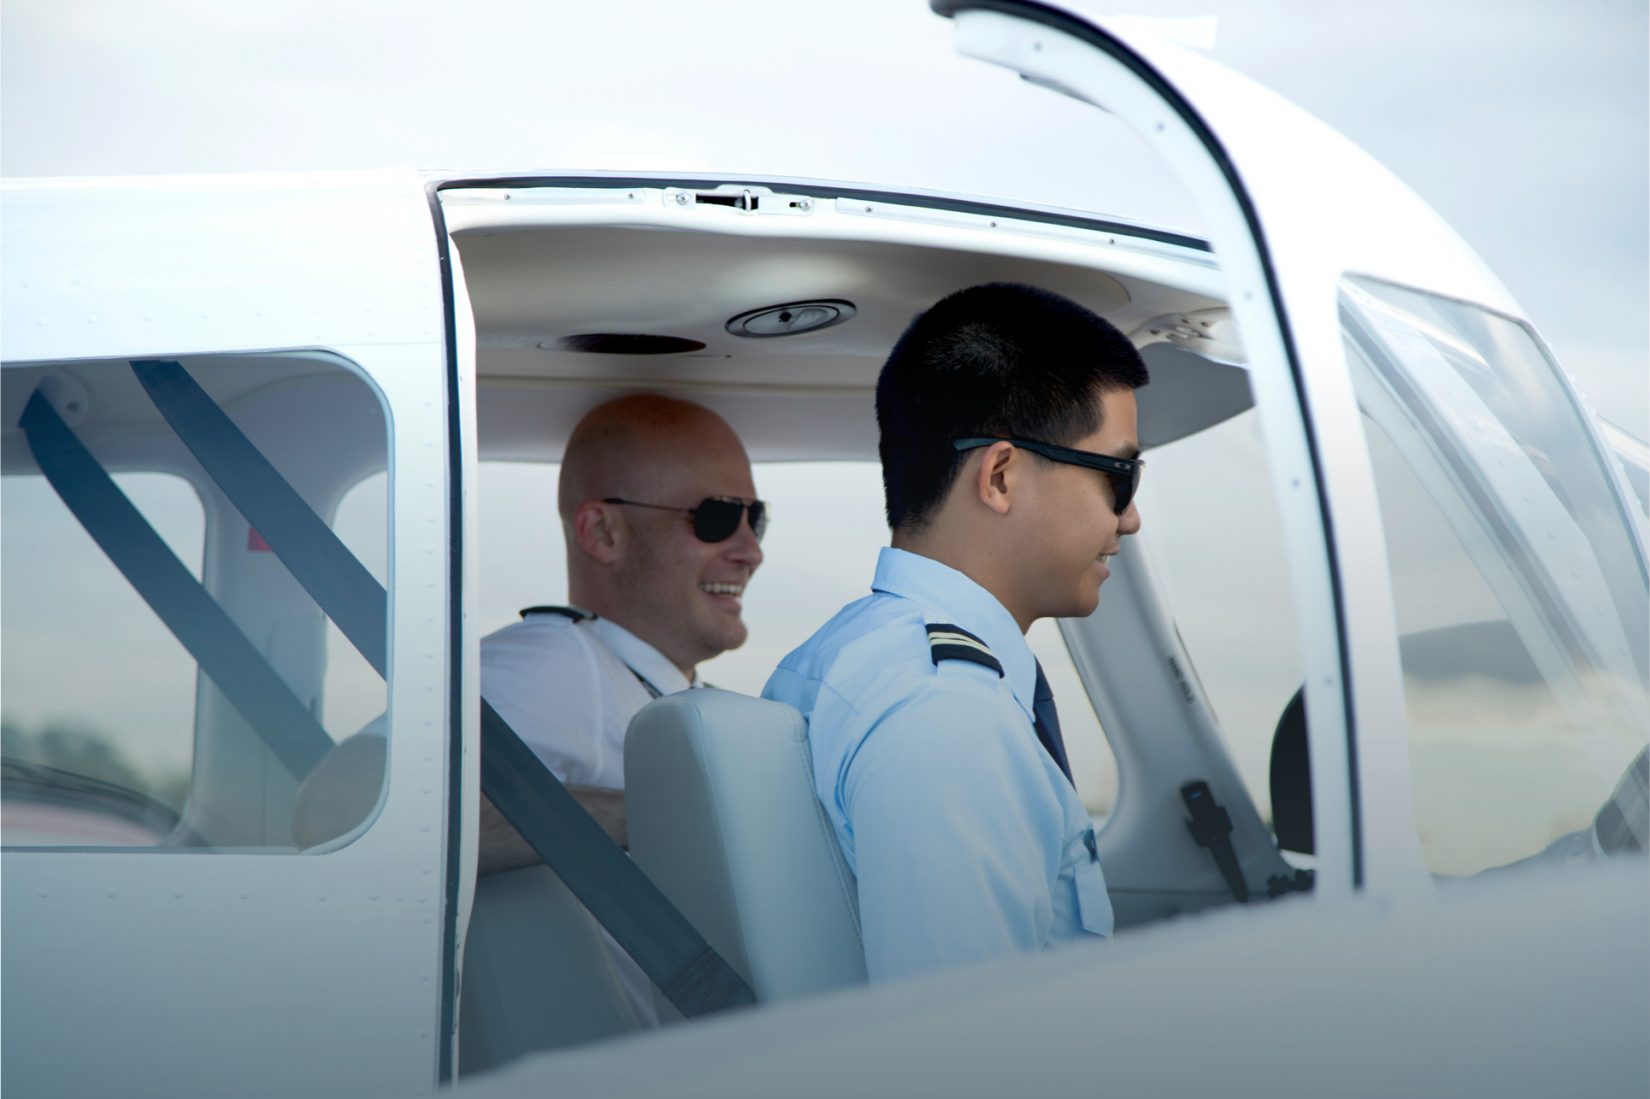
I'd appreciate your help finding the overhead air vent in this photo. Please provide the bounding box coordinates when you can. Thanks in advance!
[726,300,856,339]
[1131,308,1245,364]
[551,334,706,355]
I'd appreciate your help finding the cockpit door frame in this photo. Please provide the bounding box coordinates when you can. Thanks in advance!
[931,0,1542,901]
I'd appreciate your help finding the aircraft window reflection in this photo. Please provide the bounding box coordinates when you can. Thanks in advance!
[2,472,203,845]
[1342,277,1650,876]
[476,459,1119,816]
[0,355,391,852]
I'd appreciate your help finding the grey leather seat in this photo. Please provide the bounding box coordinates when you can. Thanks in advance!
[459,866,646,1073]
[293,733,645,1075]
[625,688,867,1006]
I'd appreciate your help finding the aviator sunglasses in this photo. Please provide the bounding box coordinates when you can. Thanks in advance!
[953,437,1143,515]
[603,495,769,543]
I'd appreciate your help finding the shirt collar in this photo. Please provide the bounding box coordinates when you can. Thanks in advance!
[591,617,694,695]
[870,547,1037,719]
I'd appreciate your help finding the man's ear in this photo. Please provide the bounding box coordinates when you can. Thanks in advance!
[572,501,622,565]
[973,441,1017,517]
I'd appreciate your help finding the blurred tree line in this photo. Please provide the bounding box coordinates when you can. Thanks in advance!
[1,715,190,812]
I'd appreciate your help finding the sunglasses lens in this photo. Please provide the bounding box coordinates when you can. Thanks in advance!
[1111,468,1139,515]
[692,499,743,542]
[690,498,768,542]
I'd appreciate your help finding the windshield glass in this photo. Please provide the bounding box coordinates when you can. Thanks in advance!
[1341,276,1648,874]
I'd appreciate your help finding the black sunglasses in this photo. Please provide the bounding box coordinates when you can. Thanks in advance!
[603,496,768,543]
[952,437,1143,515]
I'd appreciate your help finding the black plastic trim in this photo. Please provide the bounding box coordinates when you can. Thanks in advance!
[433,173,1210,254]
[424,179,465,1085]
[931,0,1364,886]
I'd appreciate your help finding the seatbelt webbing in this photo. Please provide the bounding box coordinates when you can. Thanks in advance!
[481,701,753,1015]
[133,360,389,676]
[129,360,754,1017]
[19,391,332,779]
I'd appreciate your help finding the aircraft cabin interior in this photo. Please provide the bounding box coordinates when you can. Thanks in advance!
[4,177,1644,1079]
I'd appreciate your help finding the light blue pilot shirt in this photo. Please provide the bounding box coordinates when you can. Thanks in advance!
[763,546,1113,983]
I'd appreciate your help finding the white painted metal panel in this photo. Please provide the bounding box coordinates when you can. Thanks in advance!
[1,171,460,1099]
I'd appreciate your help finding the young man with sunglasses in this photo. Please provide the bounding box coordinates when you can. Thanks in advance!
[764,282,1146,983]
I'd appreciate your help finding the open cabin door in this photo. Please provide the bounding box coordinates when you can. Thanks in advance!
[935,1,1649,899]
[0,171,473,1097]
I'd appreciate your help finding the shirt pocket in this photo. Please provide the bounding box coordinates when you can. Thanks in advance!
[1070,826,1114,938]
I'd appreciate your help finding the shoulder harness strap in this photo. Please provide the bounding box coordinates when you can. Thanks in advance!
[926,623,1004,678]
[520,604,594,621]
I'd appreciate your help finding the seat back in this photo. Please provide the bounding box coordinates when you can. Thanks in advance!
[625,689,867,1003]
[294,735,646,1075]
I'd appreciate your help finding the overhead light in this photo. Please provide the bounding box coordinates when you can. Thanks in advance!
[726,300,855,338]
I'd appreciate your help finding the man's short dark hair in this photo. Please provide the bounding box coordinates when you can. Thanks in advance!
[876,282,1149,530]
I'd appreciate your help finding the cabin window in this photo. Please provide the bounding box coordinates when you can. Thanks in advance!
[3,471,204,842]
[1341,276,1649,876]
[475,458,1119,815]
[1,354,390,851]
[1135,400,1306,835]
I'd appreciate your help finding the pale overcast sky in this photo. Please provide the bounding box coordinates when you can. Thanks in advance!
[3,0,1645,429]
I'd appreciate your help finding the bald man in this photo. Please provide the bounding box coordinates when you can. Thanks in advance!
[291,395,762,1030]
[474,394,765,868]
[292,393,763,858]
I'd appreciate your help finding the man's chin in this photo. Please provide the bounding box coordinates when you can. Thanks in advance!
[1057,586,1102,622]
[688,616,748,664]
[717,623,749,655]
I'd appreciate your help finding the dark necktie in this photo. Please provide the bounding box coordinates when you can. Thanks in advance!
[1032,660,1075,785]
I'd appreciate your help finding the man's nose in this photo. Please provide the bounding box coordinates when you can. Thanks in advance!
[1119,499,1142,535]
[724,516,764,569]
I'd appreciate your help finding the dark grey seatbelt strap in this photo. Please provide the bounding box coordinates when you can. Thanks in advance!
[132,360,754,1017]
[133,360,387,675]
[480,700,748,1013]
[18,390,332,779]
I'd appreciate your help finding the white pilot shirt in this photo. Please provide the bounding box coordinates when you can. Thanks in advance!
[480,607,696,1030]
[763,547,1113,983]
[481,609,695,791]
